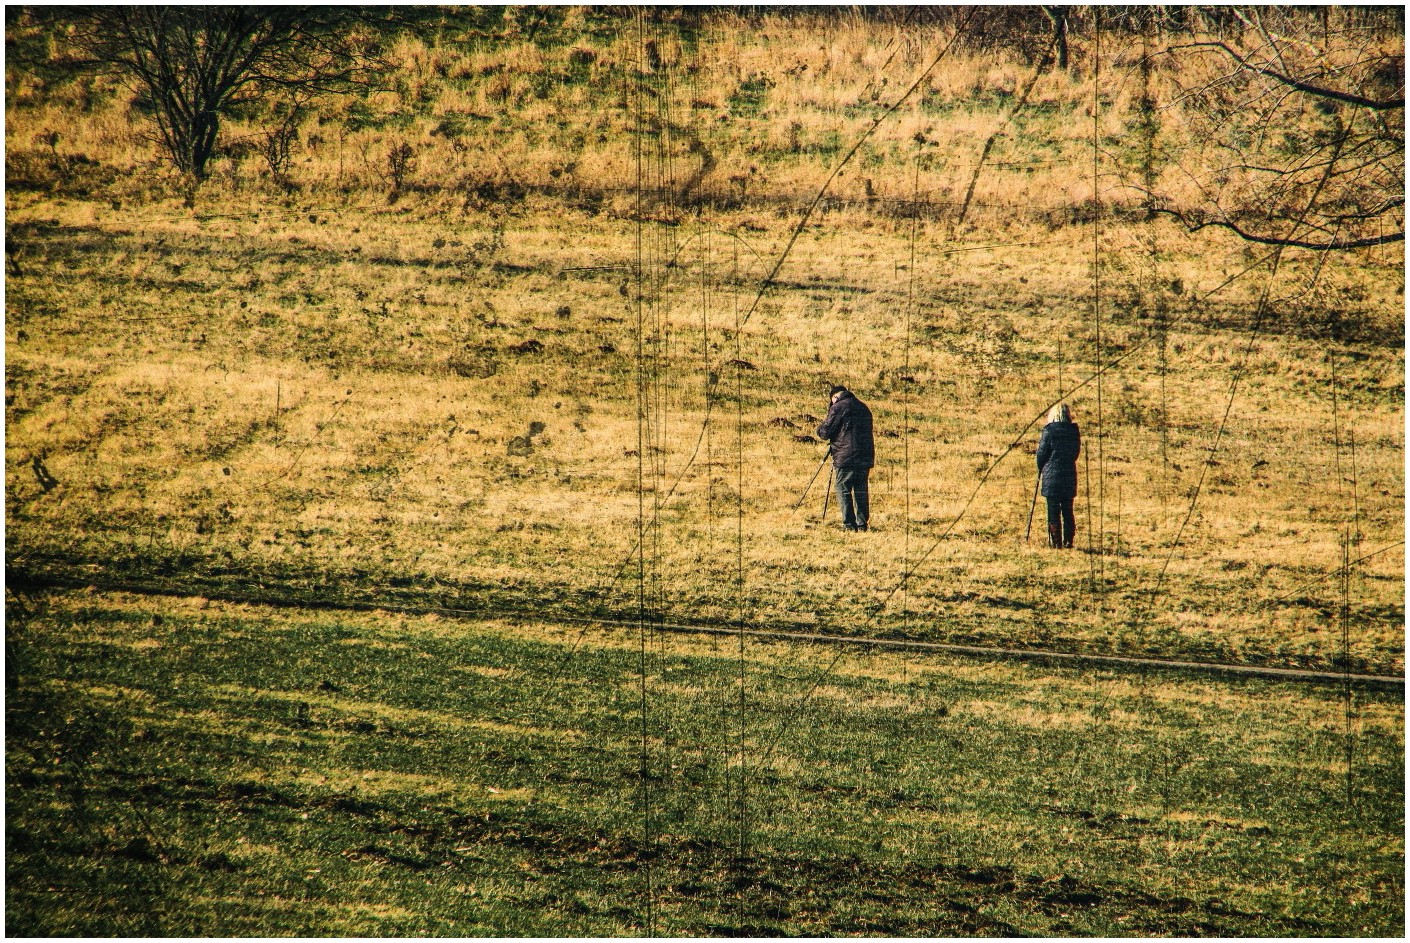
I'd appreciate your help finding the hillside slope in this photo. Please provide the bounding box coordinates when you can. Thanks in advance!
[6,8,1404,673]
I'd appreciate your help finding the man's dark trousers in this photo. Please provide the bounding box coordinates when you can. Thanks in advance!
[835,466,870,530]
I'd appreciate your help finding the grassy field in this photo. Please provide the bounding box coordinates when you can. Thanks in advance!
[5,192,1402,674]
[6,7,1405,937]
[6,588,1402,936]
[7,7,1403,674]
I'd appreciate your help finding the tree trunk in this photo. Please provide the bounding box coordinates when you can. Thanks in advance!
[1044,6,1070,71]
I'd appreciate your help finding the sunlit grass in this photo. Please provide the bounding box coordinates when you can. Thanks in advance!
[10,193,1396,671]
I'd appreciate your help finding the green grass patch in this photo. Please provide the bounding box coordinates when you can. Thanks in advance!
[7,589,1402,936]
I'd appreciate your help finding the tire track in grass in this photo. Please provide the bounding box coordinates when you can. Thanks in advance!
[10,570,1401,691]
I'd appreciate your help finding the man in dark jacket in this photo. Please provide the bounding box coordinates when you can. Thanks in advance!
[816,385,874,531]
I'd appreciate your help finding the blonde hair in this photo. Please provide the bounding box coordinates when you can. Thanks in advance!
[1048,403,1071,424]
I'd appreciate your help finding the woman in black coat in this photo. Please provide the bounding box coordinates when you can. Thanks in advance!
[1035,403,1080,548]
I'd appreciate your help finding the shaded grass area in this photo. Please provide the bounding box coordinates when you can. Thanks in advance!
[7,589,1402,936]
[7,556,1403,691]
[8,538,1402,679]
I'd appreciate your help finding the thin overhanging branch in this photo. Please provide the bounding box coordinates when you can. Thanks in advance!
[1169,40,1405,110]
[1150,203,1404,250]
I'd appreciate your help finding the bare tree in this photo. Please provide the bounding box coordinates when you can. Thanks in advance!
[35,6,382,203]
[1148,6,1403,251]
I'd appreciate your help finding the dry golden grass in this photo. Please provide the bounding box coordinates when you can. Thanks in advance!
[6,209,1400,671]
[6,11,1403,677]
[9,11,1323,222]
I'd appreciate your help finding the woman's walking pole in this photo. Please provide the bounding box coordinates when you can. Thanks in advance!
[1025,475,1040,544]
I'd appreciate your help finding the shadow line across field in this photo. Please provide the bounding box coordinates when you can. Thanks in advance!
[12,565,1400,692]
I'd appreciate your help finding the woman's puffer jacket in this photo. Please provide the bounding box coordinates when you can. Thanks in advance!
[1036,420,1080,499]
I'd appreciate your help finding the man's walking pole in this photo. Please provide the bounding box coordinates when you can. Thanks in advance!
[1025,475,1040,544]
[793,449,832,510]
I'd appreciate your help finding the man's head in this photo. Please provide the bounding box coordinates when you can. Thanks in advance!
[829,384,848,403]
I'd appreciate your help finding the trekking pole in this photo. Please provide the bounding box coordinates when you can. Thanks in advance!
[1025,475,1040,544]
[793,448,832,510]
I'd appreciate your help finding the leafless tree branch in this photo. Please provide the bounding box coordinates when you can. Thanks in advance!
[1169,39,1405,110]
[1151,204,1403,250]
